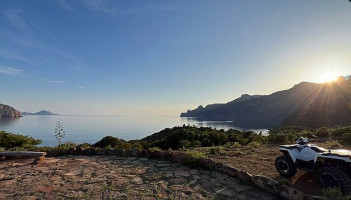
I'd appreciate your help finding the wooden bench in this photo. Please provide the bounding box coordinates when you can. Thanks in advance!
[0,151,46,164]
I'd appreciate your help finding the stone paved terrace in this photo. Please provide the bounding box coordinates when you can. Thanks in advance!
[0,156,280,200]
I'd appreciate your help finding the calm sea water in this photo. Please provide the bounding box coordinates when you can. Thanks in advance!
[0,115,268,146]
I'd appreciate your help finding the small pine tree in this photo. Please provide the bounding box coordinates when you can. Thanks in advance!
[55,119,65,146]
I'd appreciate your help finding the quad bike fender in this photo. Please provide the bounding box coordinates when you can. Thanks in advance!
[279,149,297,163]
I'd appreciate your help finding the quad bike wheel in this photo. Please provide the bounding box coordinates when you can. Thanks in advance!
[275,155,297,177]
[317,167,351,195]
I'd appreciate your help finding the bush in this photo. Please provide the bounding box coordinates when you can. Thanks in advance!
[77,143,92,149]
[332,126,351,137]
[209,146,224,155]
[0,131,42,149]
[315,127,330,138]
[191,140,202,148]
[179,140,191,148]
[232,142,241,148]
[299,130,314,138]
[120,142,132,149]
[323,188,351,200]
[270,134,290,144]
[342,133,351,144]
[278,179,292,186]
[183,150,206,167]
[93,136,125,148]
[248,141,261,148]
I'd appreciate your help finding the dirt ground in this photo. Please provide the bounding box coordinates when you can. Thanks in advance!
[197,140,351,196]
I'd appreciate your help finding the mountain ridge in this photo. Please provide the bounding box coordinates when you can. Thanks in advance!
[22,110,58,116]
[181,76,351,128]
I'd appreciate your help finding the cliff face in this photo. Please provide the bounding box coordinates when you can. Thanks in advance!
[0,104,22,119]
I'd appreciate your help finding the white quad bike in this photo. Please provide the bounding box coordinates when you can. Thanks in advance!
[275,138,351,194]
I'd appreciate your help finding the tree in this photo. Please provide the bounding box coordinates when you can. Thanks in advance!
[55,119,65,146]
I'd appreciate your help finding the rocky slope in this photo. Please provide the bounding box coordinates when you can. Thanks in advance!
[0,104,22,119]
[181,76,351,128]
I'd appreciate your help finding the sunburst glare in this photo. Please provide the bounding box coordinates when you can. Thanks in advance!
[319,72,338,83]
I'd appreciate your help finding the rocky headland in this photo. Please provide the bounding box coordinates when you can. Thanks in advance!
[0,104,22,119]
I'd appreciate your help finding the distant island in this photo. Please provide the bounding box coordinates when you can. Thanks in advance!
[181,76,351,128]
[22,110,59,116]
[0,104,22,119]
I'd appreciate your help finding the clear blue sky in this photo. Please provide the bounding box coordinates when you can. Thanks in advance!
[1,0,351,115]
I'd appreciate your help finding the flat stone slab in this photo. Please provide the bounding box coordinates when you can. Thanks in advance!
[0,156,280,199]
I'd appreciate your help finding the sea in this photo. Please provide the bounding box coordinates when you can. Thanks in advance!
[0,115,269,146]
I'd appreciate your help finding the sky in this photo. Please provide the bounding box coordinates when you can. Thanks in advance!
[1,0,351,115]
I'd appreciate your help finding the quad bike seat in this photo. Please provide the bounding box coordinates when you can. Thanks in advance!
[279,144,299,149]
[321,149,351,157]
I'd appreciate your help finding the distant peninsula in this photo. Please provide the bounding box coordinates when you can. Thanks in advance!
[0,104,22,119]
[181,76,351,128]
[22,110,59,116]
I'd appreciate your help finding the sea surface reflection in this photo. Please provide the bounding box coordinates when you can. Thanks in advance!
[0,115,268,146]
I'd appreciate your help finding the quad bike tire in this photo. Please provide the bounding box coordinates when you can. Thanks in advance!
[317,167,351,195]
[275,155,297,178]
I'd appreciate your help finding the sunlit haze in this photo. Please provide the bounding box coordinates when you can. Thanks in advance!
[1,1,351,115]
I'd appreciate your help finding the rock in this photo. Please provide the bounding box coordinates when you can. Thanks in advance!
[199,158,216,169]
[213,161,223,172]
[251,175,280,195]
[172,152,187,163]
[280,185,306,200]
[0,104,22,118]
[237,170,252,183]
[131,149,140,157]
[222,164,238,177]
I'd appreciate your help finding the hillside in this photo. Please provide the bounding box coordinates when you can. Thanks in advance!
[0,104,22,119]
[181,76,351,128]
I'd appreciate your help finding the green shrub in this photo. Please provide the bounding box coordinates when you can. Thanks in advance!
[299,130,314,138]
[209,146,224,155]
[342,133,351,144]
[77,143,92,149]
[332,126,351,137]
[120,142,132,149]
[232,142,241,148]
[248,141,261,148]
[0,131,42,149]
[323,141,342,149]
[278,179,292,186]
[315,127,330,138]
[183,150,206,167]
[191,140,202,148]
[179,140,191,148]
[93,136,125,148]
[131,142,144,150]
[148,147,161,152]
[270,134,289,144]
[323,188,351,200]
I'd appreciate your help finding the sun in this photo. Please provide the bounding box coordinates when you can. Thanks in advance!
[319,72,338,83]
